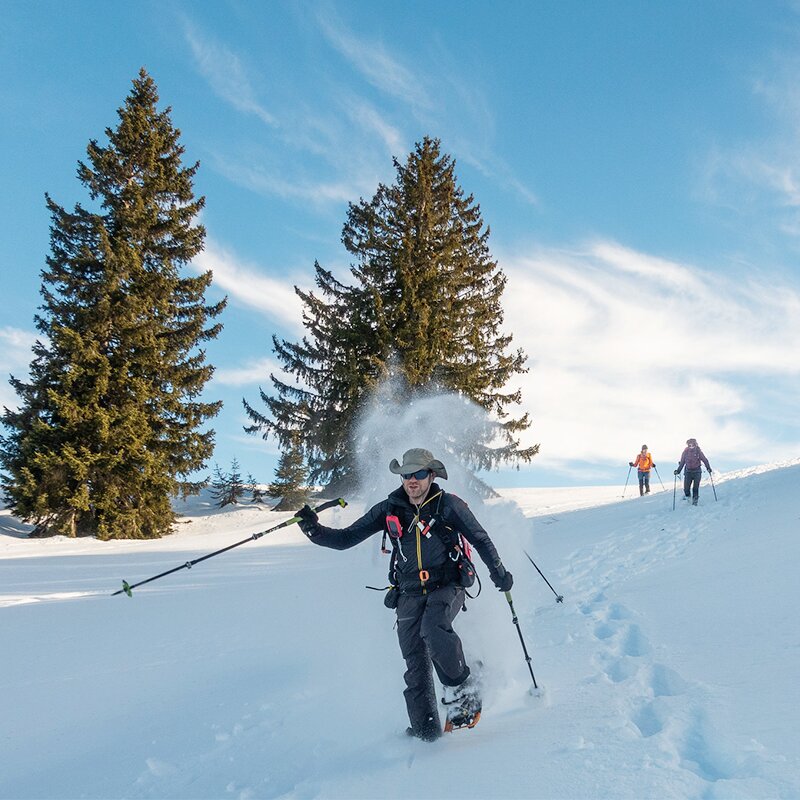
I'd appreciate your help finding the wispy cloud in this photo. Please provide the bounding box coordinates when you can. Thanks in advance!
[211,156,363,205]
[183,21,276,127]
[315,8,432,113]
[182,12,536,213]
[315,8,538,207]
[340,93,405,159]
[0,326,37,412]
[502,241,800,476]
[182,16,397,209]
[192,239,305,333]
[702,54,800,234]
[0,326,36,372]
[214,356,283,388]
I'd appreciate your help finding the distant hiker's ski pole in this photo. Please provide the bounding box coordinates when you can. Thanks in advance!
[112,498,348,597]
[522,549,563,603]
[672,472,678,511]
[621,465,632,498]
[653,465,666,491]
[708,470,718,501]
[504,591,538,690]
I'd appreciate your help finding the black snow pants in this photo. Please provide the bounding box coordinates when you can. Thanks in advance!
[395,585,469,736]
[684,468,701,501]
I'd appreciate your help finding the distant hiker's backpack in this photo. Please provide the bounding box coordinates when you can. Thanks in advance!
[684,448,702,470]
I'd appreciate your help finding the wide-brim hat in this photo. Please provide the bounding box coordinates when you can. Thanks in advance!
[389,448,448,480]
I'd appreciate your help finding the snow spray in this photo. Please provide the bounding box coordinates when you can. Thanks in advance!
[351,378,547,699]
[352,378,500,503]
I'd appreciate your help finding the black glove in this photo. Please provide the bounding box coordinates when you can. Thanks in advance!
[490,562,514,592]
[674,469,680,475]
[629,462,634,467]
[383,586,399,609]
[652,464,656,468]
[707,467,712,473]
[296,504,319,538]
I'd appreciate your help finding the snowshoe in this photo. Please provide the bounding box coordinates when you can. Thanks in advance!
[441,677,482,733]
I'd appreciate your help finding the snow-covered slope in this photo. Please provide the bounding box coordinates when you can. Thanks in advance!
[1,461,798,799]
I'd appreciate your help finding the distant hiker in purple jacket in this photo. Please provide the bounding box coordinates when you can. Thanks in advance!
[674,438,712,506]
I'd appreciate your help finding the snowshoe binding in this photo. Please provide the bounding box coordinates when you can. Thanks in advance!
[441,676,482,733]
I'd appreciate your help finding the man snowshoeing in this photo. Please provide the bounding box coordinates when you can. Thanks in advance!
[296,447,513,741]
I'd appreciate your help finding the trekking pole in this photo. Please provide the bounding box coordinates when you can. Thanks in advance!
[504,591,538,690]
[112,497,347,597]
[621,465,633,498]
[672,472,677,511]
[522,549,563,603]
[708,470,718,501]
[653,465,666,491]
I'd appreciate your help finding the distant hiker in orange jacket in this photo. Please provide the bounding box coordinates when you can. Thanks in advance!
[629,445,655,496]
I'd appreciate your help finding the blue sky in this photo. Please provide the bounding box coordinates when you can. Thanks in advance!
[2,0,800,488]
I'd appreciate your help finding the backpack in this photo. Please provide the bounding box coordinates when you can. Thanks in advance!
[382,492,479,596]
[684,447,702,470]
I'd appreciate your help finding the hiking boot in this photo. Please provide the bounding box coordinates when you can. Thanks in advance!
[692,497,698,506]
[405,725,440,742]
[406,714,441,742]
[442,677,482,731]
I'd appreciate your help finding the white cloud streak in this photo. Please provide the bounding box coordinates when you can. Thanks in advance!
[212,157,362,205]
[703,54,800,233]
[502,241,800,477]
[213,357,283,388]
[0,326,37,412]
[183,22,276,127]
[314,12,538,208]
[0,326,36,371]
[340,93,405,159]
[315,9,432,113]
[192,239,305,334]
[182,13,536,213]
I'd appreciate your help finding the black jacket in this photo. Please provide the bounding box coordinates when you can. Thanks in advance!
[307,483,503,594]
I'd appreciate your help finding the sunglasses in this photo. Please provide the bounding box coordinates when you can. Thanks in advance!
[401,469,431,481]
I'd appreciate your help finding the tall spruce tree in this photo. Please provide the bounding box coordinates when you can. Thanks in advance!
[244,137,536,492]
[0,69,225,539]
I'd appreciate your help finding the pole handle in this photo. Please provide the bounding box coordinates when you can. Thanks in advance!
[313,497,348,514]
[281,496,348,525]
[252,497,347,541]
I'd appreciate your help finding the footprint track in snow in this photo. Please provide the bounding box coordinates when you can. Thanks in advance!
[579,594,753,791]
